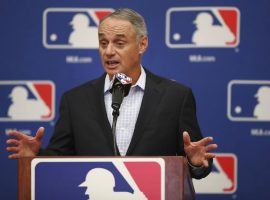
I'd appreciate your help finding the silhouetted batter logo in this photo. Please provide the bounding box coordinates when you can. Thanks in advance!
[227,80,270,121]
[79,168,147,200]
[193,153,237,194]
[43,8,114,49]
[31,158,165,200]
[0,81,55,121]
[166,7,240,48]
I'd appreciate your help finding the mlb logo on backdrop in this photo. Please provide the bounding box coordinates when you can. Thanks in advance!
[0,81,55,121]
[166,7,240,48]
[227,80,270,121]
[193,153,237,194]
[43,8,114,49]
[31,158,165,200]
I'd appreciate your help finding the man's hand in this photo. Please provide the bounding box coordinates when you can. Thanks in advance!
[183,131,217,167]
[6,127,44,159]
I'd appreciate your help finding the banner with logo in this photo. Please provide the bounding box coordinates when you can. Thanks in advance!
[1,0,269,199]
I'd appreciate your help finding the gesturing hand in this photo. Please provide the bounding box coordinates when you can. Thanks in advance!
[6,127,45,159]
[183,131,217,167]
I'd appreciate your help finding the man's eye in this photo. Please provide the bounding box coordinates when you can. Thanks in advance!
[116,42,125,47]
[100,41,108,47]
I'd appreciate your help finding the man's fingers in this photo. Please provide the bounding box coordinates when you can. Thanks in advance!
[6,139,19,146]
[198,136,213,146]
[7,131,25,140]
[183,131,191,146]
[8,154,20,159]
[205,153,216,159]
[205,144,218,152]
[6,146,19,152]
[35,127,45,141]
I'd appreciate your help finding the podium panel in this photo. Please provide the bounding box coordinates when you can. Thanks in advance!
[18,156,195,200]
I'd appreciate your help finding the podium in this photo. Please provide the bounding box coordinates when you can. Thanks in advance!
[18,156,195,200]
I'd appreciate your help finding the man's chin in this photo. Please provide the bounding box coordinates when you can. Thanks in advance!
[104,68,121,77]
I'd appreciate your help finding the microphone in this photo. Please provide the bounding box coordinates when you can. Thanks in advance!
[109,73,132,115]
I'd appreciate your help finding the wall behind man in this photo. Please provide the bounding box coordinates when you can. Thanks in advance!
[0,0,269,199]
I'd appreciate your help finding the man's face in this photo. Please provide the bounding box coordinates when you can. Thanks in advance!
[98,17,147,80]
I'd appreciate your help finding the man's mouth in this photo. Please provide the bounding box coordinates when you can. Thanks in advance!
[106,60,120,68]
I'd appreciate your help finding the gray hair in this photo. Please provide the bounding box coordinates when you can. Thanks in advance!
[99,8,148,40]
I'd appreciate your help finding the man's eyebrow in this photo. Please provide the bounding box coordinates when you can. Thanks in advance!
[98,33,127,38]
[115,34,126,38]
[98,33,105,38]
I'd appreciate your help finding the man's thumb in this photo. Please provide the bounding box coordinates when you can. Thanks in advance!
[35,127,45,141]
[183,131,191,146]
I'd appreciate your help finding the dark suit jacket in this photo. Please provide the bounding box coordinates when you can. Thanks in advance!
[39,69,212,179]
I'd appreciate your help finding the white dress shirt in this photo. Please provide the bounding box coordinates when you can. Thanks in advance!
[104,67,146,156]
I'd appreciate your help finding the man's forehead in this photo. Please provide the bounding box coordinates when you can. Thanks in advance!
[98,18,135,37]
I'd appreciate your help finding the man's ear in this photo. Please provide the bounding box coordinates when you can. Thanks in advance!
[139,36,148,54]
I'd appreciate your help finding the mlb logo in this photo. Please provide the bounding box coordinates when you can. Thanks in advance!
[31,158,165,200]
[227,80,270,122]
[0,81,55,121]
[43,8,114,49]
[193,153,237,194]
[166,7,240,48]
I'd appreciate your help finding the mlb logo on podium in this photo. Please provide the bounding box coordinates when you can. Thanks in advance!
[227,80,270,122]
[43,8,114,49]
[31,158,165,200]
[166,7,240,48]
[193,153,237,194]
[0,81,55,121]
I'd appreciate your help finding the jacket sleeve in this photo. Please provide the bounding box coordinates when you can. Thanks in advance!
[179,88,213,179]
[38,93,75,156]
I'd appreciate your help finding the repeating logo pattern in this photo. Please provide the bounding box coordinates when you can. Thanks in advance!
[43,8,114,49]
[227,80,270,121]
[0,81,55,121]
[193,153,237,194]
[31,158,165,200]
[166,7,240,48]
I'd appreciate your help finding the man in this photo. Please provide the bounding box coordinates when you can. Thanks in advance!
[6,8,217,179]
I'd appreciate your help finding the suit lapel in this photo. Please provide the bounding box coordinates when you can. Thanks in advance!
[126,70,162,155]
[85,74,115,152]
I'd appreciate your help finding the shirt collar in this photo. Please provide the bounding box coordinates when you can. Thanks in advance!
[104,66,146,93]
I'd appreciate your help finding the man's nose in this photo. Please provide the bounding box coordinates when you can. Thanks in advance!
[105,43,116,56]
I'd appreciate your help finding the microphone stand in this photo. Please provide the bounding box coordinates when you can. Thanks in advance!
[111,86,125,156]
[112,108,119,156]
